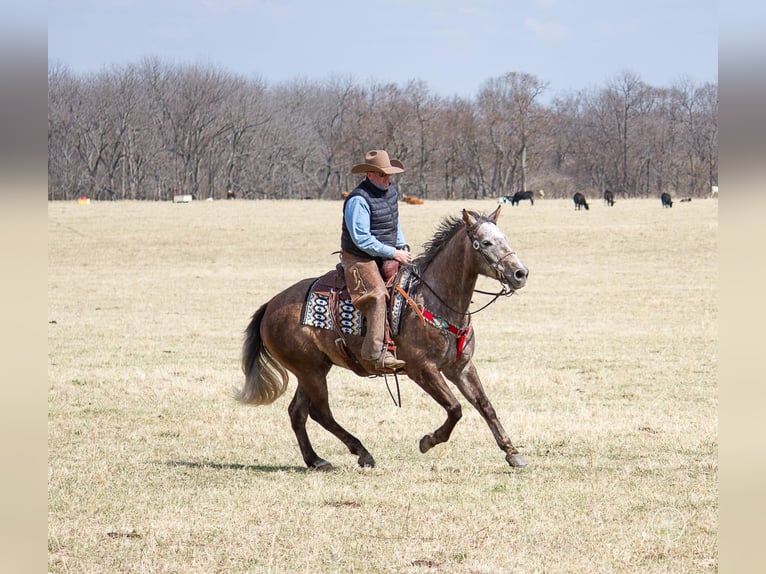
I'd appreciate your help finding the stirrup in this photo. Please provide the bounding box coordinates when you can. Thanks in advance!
[376,350,405,371]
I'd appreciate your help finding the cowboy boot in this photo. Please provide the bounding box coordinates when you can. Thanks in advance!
[344,257,405,372]
[360,299,405,371]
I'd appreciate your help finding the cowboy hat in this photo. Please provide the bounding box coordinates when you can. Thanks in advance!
[351,150,405,175]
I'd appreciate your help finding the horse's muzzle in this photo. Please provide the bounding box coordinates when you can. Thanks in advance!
[508,266,528,289]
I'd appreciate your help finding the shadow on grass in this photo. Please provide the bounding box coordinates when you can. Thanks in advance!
[161,460,305,473]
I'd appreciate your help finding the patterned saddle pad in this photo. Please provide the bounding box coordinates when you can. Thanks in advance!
[300,265,415,336]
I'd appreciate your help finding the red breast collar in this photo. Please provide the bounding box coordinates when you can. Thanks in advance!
[420,308,472,360]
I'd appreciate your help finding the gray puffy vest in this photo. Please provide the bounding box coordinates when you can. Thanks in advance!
[340,179,400,260]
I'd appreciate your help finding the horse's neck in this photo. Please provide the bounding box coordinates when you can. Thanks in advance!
[419,236,477,323]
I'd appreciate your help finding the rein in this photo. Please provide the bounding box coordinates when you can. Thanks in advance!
[409,268,513,317]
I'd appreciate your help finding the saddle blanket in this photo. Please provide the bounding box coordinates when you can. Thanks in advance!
[302,292,363,335]
[300,265,415,336]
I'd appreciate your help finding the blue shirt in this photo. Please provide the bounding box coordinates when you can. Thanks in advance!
[344,193,406,259]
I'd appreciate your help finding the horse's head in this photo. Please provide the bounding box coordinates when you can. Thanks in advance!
[463,206,528,291]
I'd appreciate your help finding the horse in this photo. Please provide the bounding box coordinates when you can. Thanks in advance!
[661,192,673,208]
[603,190,615,206]
[236,207,530,470]
[573,192,589,210]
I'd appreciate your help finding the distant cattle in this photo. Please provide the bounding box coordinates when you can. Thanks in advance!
[603,190,615,206]
[509,191,535,206]
[538,189,545,199]
[401,195,424,205]
[573,192,589,211]
[661,193,673,208]
[226,189,236,200]
[680,197,692,203]
[498,192,532,206]
[711,185,718,199]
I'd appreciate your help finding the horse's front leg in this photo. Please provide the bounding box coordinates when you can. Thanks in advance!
[407,364,463,454]
[443,360,527,467]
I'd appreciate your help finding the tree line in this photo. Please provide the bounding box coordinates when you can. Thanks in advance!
[48,58,717,201]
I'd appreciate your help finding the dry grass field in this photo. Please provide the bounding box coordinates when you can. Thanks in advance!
[48,197,717,573]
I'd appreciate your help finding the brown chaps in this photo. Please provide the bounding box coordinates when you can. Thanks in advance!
[341,252,392,364]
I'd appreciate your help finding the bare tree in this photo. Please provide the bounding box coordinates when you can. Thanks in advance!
[604,70,655,196]
[403,80,440,198]
[306,75,364,199]
[477,72,548,196]
[48,64,82,199]
[672,77,718,195]
[366,82,415,167]
[144,60,233,198]
[48,60,716,203]
[62,70,129,200]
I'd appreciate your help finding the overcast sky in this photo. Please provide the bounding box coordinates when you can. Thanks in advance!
[48,0,718,100]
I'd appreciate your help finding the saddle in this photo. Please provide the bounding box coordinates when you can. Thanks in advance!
[300,262,416,376]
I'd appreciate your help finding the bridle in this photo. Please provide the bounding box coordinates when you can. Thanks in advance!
[465,222,518,306]
[469,225,518,291]
[407,222,517,318]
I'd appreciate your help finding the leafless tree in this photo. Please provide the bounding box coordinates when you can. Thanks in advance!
[671,77,718,195]
[48,63,82,199]
[476,72,549,197]
[48,61,716,203]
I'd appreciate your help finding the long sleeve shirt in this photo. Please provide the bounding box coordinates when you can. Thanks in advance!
[343,195,406,259]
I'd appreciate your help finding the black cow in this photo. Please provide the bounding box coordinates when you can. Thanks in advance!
[603,189,615,206]
[573,192,589,211]
[661,192,673,208]
[680,197,692,203]
[510,191,535,206]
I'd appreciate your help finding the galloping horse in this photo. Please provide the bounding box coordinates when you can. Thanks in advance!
[236,207,529,469]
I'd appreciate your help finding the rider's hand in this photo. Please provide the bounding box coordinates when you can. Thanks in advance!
[392,249,412,264]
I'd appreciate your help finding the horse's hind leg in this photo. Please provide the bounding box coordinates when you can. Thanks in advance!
[308,400,376,469]
[288,386,332,471]
[291,374,376,469]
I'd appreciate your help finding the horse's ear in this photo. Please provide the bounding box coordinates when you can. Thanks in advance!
[462,209,477,227]
[490,205,502,223]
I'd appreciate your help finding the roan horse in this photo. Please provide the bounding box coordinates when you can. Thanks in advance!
[236,207,529,469]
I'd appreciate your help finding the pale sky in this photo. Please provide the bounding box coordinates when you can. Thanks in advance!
[48,0,718,100]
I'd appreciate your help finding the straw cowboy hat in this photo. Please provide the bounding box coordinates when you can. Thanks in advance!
[351,150,405,175]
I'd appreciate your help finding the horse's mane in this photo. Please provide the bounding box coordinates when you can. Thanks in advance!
[413,210,492,271]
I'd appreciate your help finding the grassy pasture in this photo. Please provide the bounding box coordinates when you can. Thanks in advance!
[48,197,717,573]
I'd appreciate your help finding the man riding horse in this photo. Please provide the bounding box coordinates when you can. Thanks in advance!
[340,150,412,372]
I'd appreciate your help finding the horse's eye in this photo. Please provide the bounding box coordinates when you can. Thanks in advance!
[481,240,492,247]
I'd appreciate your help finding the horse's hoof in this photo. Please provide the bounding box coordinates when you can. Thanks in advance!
[310,459,334,471]
[506,453,527,467]
[358,453,375,468]
[419,435,435,454]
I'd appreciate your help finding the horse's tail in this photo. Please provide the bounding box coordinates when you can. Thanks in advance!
[235,303,289,406]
